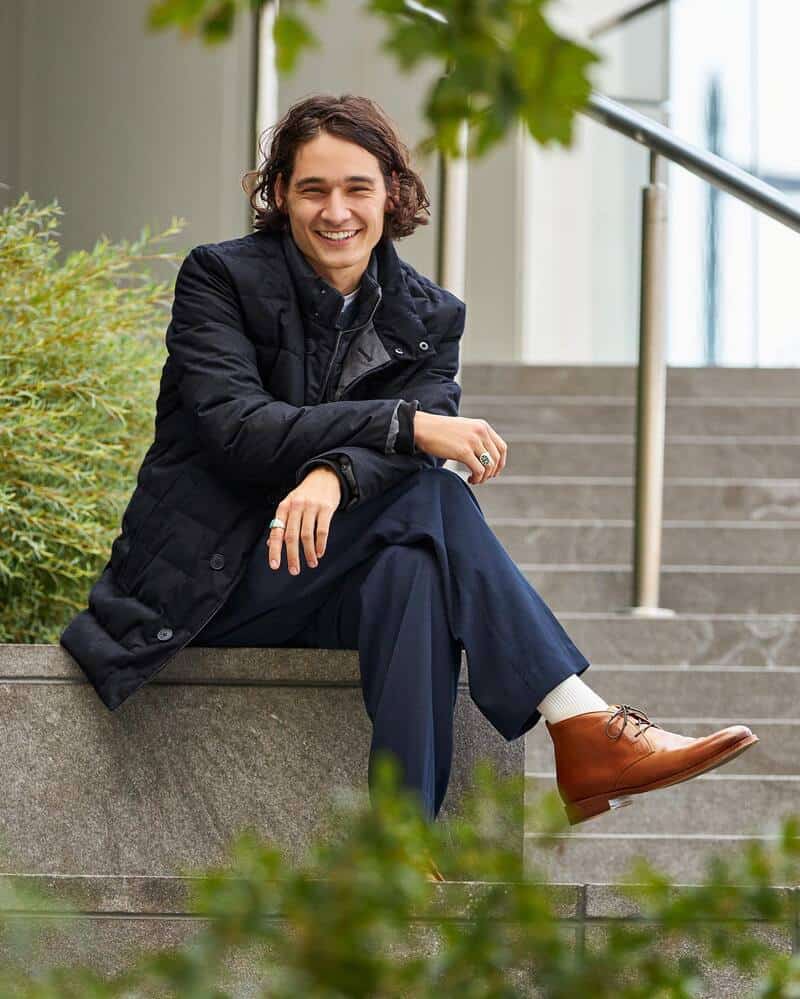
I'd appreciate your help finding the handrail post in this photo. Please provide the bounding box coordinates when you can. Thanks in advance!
[629,150,675,618]
[435,117,469,303]
[435,81,469,390]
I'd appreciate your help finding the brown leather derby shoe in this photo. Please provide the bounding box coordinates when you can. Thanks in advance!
[546,703,759,825]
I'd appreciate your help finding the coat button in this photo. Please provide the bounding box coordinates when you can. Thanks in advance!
[393,347,404,355]
[419,341,429,350]
[157,627,173,641]
[210,553,225,570]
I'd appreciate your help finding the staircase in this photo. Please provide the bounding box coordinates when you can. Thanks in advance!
[459,363,800,885]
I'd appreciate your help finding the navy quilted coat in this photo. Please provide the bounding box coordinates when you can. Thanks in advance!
[59,227,466,711]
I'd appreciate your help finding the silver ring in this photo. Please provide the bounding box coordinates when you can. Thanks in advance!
[478,451,492,467]
[269,517,286,530]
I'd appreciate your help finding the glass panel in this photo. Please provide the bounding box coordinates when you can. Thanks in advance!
[528,0,800,366]
[667,0,799,366]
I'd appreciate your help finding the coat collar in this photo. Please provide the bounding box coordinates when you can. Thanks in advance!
[278,227,428,347]
[280,227,379,330]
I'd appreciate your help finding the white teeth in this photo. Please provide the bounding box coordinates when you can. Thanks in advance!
[318,230,358,241]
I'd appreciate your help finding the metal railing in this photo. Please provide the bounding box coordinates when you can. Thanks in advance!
[577,96,800,614]
[588,0,670,39]
[413,2,800,615]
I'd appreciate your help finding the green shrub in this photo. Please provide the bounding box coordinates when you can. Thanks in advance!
[0,194,189,642]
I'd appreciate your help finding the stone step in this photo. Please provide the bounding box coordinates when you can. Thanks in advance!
[461,396,800,437]
[0,874,572,991]
[472,477,800,522]
[547,665,800,721]
[496,436,800,477]
[489,519,800,566]
[3,875,790,996]
[460,363,800,398]
[525,772,798,838]
[554,613,800,666]
[0,645,520,878]
[525,822,798,886]
[525,771,800,885]
[519,566,800,615]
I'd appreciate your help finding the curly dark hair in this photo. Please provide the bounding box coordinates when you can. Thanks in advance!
[242,93,431,240]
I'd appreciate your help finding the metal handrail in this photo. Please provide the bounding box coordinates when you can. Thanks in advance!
[588,0,670,39]
[583,92,799,613]
[404,0,800,614]
[583,92,800,233]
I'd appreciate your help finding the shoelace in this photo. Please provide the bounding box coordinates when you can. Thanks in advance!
[605,703,662,741]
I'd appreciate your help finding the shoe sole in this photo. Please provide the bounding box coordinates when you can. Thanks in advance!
[563,731,760,826]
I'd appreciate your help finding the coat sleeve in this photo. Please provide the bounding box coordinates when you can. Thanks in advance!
[166,244,418,488]
[294,301,465,510]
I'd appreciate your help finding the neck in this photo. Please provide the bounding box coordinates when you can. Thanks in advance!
[301,253,364,297]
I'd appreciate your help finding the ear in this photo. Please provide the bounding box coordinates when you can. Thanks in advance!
[274,173,285,210]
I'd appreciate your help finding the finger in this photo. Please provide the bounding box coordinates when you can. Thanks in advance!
[462,446,485,486]
[300,506,319,569]
[267,506,288,570]
[480,436,502,481]
[486,425,508,474]
[471,432,497,485]
[284,501,303,575]
[315,504,333,559]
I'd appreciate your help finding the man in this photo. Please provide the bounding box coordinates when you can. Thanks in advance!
[60,94,758,881]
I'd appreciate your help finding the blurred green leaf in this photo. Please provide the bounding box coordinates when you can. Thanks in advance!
[146,0,601,159]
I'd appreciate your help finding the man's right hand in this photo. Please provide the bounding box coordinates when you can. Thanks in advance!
[412,411,507,484]
[268,465,341,574]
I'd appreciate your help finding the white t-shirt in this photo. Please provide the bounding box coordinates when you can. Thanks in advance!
[340,285,361,326]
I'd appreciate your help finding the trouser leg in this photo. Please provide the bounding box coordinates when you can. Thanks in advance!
[323,543,462,823]
[356,467,593,742]
[191,465,590,743]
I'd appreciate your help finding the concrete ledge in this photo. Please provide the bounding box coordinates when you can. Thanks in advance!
[0,644,522,879]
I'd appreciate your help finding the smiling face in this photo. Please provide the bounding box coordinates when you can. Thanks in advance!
[273,131,397,295]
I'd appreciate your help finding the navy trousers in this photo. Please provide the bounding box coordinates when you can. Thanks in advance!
[188,466,591,821]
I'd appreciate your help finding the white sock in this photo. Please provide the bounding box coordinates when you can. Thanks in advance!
[536,673,609,725]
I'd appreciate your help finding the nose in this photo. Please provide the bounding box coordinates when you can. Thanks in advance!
[320,188,353,226]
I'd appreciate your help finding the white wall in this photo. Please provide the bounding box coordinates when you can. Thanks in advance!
[3,0,675,364]
[0,0,255,266]
[519,0,670,363]
[1,0,523,362]
[668,0,800,367]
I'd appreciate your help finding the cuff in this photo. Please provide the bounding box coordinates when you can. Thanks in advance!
[296,457,352,510]
[387,399,420,455]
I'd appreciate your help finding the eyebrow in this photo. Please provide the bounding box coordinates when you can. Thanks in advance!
[294,175,377,188]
